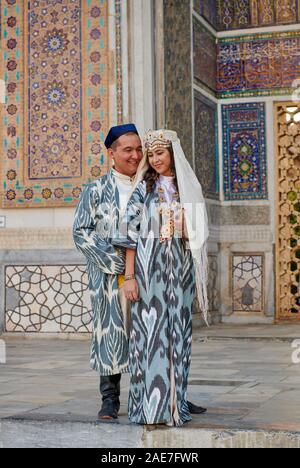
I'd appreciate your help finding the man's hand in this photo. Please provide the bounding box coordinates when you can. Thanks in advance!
[123,279,140,302]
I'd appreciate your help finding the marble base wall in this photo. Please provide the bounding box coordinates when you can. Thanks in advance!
[209,198,275,323]
[0,247,223,333]
[218,238,275,324]
[0,237,275,333]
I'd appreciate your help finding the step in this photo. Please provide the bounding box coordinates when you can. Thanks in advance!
[1,419,299,448]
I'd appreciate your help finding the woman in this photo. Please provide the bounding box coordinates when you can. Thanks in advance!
[114,130,209,427]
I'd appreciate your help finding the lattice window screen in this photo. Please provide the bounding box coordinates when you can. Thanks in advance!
[275,102,300,322]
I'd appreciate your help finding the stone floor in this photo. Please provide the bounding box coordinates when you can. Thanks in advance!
[0,325,300,447]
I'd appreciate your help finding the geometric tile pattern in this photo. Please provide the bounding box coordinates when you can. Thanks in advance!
[4,258,220,332]
[222,102,267,200]
[217,0,251,30]
[0,0,110,208]
[194,91,219,199]
[275,102,300,322]
[217,31,300,98]
[25,1,83,182]
[232,254,264,313]
[5,265,92,333]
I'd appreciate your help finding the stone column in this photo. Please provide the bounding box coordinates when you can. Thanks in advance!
[127,0,156,133]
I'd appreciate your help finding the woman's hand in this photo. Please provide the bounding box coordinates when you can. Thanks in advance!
[182,211,189,241]
[123,279,140,302]
[174,208,189,240]
[174,207,184,234]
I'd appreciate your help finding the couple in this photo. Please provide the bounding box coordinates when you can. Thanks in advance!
[73,124,209,427]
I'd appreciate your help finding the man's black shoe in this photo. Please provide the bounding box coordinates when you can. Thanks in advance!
[99,374,121,421]
[98,400,119,420]
[187,400,207,415]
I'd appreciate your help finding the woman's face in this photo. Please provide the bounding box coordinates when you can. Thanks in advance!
[147,147,173,177]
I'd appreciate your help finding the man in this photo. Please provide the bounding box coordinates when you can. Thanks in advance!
[73,124,206,421]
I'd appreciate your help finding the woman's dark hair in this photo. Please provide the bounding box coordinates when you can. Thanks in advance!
[143,145,179,194]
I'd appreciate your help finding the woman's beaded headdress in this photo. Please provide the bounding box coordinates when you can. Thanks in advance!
[143,130,178,152]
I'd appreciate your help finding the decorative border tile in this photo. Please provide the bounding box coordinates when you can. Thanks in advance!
[217,30,300,98]
[198,1,300,32]
[115,0,123,124]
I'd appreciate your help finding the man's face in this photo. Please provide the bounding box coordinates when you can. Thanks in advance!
[109,133,143,177]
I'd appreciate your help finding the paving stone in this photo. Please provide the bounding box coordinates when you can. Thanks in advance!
[0,325,299,447]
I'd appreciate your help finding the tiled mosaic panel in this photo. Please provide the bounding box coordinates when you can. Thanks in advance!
[222,102,267,200]
[194,91,219,200]
[253,0,300,27]
[164,0,193,162]
[1,0,110,208]
[26,1,83,182]
[218,0,251,30]
[5,265,92,333]
[193,19,217,94]
[214,1,300,31]
[193,0,218,29]
[275,103,300,322]
[232,254,264,313]
[217,31,300,98]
